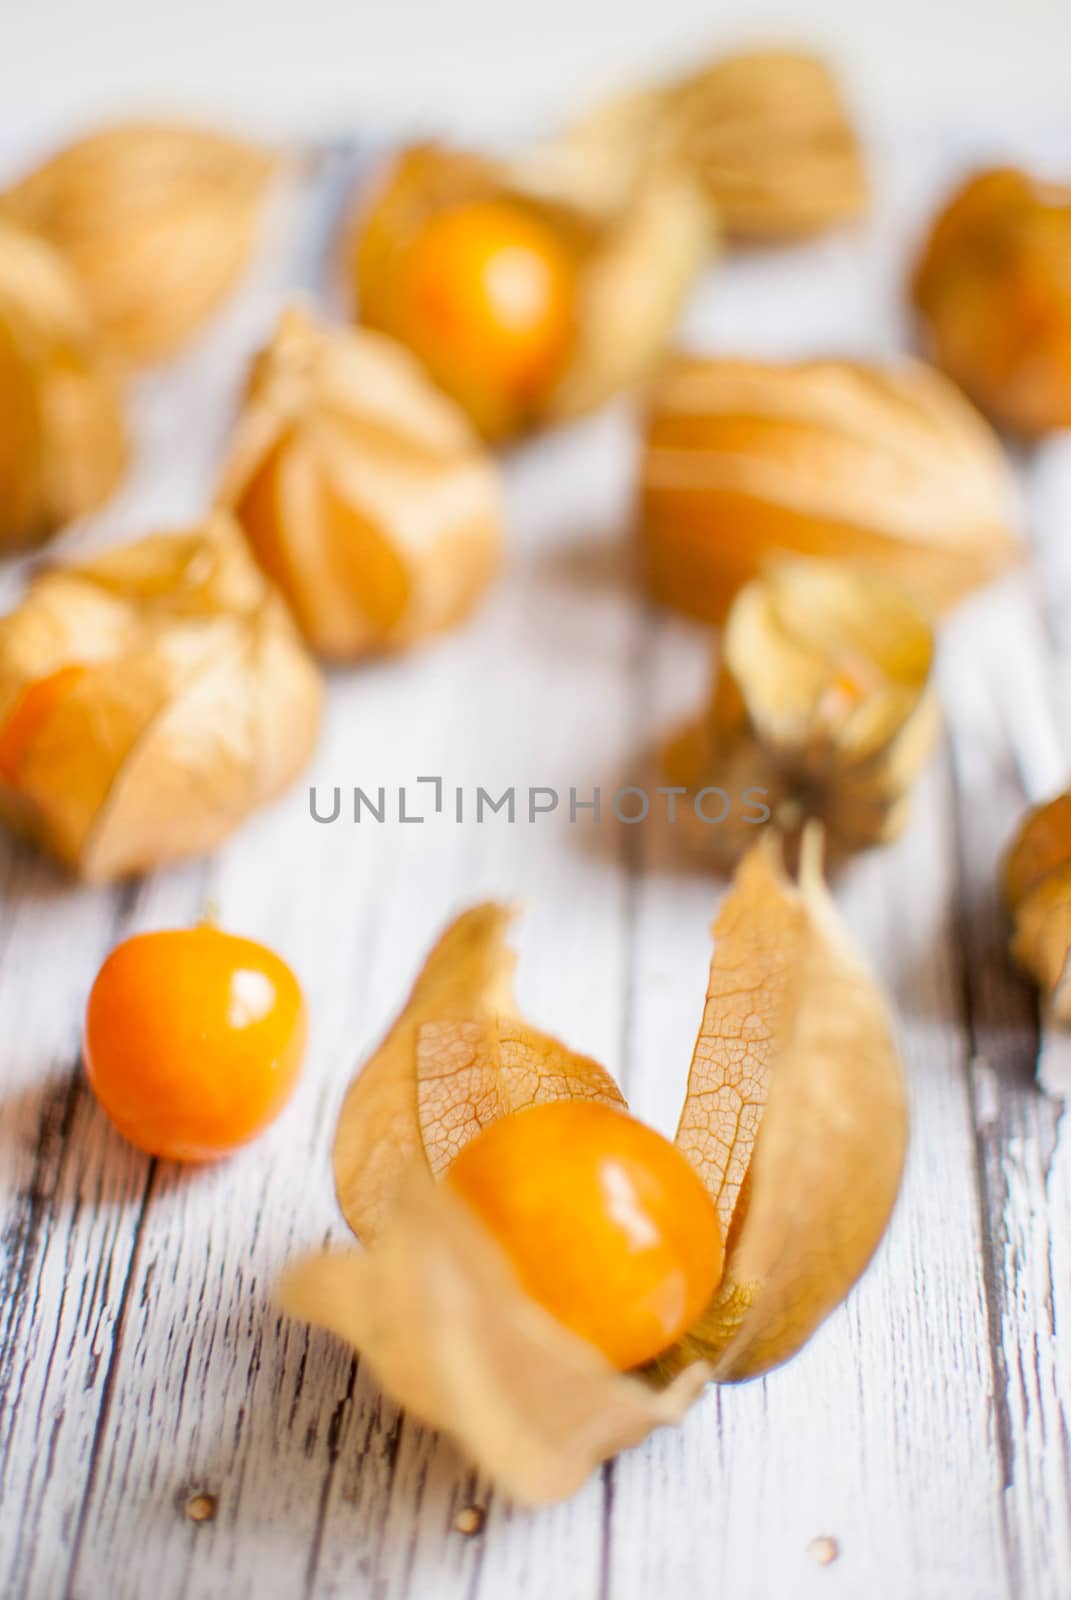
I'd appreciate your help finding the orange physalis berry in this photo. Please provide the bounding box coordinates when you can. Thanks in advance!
[84,926,307,1162]
[0,663,87,785]
[386,200,576,435]
[446,1100,723,1370]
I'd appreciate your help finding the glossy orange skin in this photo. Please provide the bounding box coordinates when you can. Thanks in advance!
[0,664,87,785]
[84,926,307,1162]
[389,200,576,435]
[447,1100,723,1370]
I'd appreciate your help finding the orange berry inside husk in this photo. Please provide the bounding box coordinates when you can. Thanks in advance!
[84,926,307,1162]
[385,199,577,433]
[0,663,87,786]
[446,1100,724,1370]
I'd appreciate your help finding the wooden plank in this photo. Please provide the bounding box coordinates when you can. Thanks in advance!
[61,399,642,1597]
[607,131,1022,1600]
[942,558,1071,1596]
[1021,439,1071,1098]
[0,165,319,1589]
[0,857,209,1598]
[931,126,1071,1575]
[307,409,642,1600]
[0,154,347,1600]
[608,650,1012,1598]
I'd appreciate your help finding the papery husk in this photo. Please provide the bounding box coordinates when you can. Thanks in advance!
[664,559,939,869]
[3,121,276,364]
[506,89,667,225]
[285,850,906,1501]
[306,902,701,1505]
[523,48,866,241]
[332,903,625,1244]
[641,354,1019,622]
[217,306,503,659]
[0,216,126,550]
[0,511,322,881]
[661,50,867,238]
[280,1173,710,1505]
[348,143,711,441]
[543,165,713,422]
[913,168,1071,438]
[662,829,907,1378]
[1004,792,1071,1024]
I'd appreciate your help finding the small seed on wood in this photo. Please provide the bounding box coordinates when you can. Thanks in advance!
[185,1493,217,1524]
[806,1535,839,1566]
[454,1505,486,1536]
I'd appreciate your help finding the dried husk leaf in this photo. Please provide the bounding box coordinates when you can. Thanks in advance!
[662,830,908,1379]
[0,216,126,550]
[660,50,867,238]
[295,902,706,1504]
[417,1017,627,1175]
[332,903,624,1244]
[1004,792,1071,1023]
[348,143,710,440]
[525,49,865,241]
[0,511,322,881]
[641,354,1019,622]
[664,559,939,869]
[286,851,905,1500]
[505,89,667,225]
[913,168,1071,437]
[542,164,711,423]
[217,306,503,659]
[3,121,276,364]
[280,1172,709,1505]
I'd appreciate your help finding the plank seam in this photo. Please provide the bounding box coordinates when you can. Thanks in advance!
[62,1157,158,1600]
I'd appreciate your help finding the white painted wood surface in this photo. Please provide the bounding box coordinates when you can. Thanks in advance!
[1,124,1070,1600]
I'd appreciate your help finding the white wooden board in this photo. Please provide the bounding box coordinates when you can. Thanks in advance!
[1,123,1069,1600]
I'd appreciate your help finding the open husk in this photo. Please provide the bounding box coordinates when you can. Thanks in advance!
[347,142,711,441]
[217,306,503,659]
[664,832,907,1379]
[544,48,866,241]
[282,836,907,1502]
[0,511,322,881]
[3,121,276,364]
[663,559,939,869]
[913,167,1071,437]
[0,216,126,550]
[641,354,1019,622]
[1004,791,1071,1024]
[330,903,625,1244]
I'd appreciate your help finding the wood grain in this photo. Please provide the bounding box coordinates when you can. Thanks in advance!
[1,127,1069,1600]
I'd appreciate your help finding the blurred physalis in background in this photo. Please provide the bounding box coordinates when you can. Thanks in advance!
[0,215,126,551]
[347,142,710,440]
[663,559,938,869]
[219,306,503,658]
[0,514,321,881]
[3,121,277,365]
[523,48,867,243]
[913,167,1071,437]
[1004,792,1071,1025]
[640,353,1018,623]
